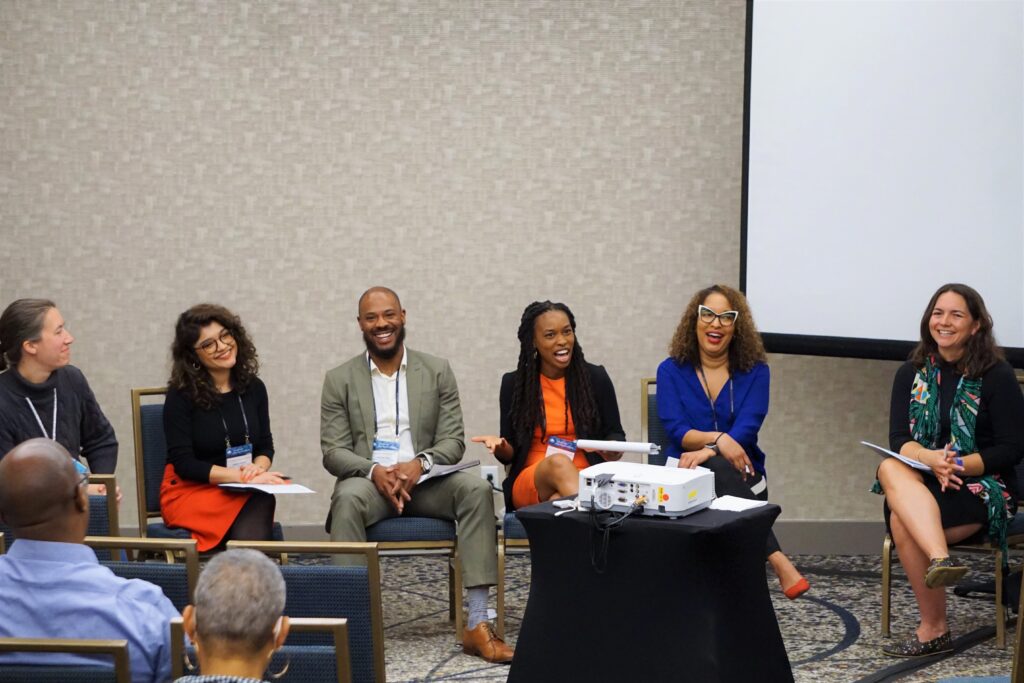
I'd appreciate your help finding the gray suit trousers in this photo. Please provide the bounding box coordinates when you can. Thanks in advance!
[328,470,497,588]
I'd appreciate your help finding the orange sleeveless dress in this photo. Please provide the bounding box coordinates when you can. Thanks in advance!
[511,375,590,508]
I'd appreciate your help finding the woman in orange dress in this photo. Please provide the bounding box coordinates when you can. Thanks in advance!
[160,304,286,551]
[473,301,624,510]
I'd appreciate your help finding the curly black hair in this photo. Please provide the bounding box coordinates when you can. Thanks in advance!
[169,304,260,410]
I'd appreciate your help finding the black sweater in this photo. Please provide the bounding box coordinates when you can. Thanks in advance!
[889,359,1024,501]
[0,365,117,472]
[163,378,275,483]
[498,362,625,509]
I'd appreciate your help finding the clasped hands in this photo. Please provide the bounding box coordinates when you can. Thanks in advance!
[371,460,421,513]
[917,443,966,492]
[677,432,754,480]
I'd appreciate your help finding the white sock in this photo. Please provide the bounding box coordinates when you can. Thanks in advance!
[467,586,489,629]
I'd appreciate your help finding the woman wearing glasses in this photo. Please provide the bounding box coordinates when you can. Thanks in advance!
[472,300,625,510]
[0,299,118,498]
[161,304,286,551]
[656,285,808,599]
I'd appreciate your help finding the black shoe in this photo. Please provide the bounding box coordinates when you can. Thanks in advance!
[924,557,968,589]
[882,632,953,657]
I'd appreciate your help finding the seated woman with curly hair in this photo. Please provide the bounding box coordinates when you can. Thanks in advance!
[161,304,287,551]
[656,284,808,599]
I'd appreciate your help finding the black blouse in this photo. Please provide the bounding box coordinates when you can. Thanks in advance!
[163,378,274,483]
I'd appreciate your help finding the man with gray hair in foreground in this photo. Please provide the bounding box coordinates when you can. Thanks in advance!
[0,438,179,683]
[177,549,290,682]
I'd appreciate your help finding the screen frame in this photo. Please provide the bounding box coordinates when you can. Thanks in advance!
[738,0,1024,368]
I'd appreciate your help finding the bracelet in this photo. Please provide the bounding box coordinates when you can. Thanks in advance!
[713,432,725,445]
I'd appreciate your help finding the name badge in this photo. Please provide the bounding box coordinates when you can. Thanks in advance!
[226,442,254,469]
[545,436,576,459]
[372,437,401,467]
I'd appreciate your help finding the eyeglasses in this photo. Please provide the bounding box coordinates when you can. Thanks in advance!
[698,305,739,327]
[195,329,235,354]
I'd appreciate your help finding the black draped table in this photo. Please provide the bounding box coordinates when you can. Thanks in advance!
[507,500,793,682]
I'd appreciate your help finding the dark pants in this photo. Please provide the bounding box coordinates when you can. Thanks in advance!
[703,455,781,556]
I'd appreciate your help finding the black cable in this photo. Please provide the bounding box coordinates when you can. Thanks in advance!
[588,495,645,573]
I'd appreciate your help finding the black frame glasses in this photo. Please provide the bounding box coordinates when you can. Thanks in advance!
[698,305,739,327]
[195,329,235,354]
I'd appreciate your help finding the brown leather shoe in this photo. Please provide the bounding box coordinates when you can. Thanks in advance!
[462,622,514,663]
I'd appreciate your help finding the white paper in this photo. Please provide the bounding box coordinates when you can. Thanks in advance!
[575,439,659,455]
[220,483,316,494]
[710,495,768,512]
[664,456,680,468]
[860,441,933,474]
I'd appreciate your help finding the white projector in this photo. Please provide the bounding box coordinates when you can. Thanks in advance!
[578,461,715,518]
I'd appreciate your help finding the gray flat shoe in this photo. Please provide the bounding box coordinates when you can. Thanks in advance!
[924,557,968,589]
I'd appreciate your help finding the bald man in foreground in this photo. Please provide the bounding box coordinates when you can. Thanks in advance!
[0,438,179,683]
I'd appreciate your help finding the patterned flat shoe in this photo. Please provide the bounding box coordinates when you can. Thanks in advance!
[924,557,969,589]
[882,631,953,657]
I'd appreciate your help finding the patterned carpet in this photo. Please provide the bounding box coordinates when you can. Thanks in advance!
[367,552,1018,682]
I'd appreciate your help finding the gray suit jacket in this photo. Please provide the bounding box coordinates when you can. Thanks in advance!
[320,348,465,481]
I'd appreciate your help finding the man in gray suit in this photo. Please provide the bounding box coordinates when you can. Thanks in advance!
[321,286,513,664]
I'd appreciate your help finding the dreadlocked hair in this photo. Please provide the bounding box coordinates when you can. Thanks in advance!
[508,301,601,452]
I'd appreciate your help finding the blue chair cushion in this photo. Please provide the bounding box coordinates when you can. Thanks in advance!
[365,516,456,542]
[503,512,529,540]
[101,561,190,612]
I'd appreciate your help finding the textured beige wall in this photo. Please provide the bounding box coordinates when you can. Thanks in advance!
[0,1,888,529]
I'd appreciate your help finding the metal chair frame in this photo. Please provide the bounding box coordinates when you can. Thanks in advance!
[496,515,530,639]
[226,540,385,683]
[0,637,131,683]
[171,616,353,683]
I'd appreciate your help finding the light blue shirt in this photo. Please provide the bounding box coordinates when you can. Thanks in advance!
[0,539,180,683]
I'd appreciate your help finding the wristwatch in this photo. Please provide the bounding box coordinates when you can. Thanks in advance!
[416,453,434,474]
[705,443,720,455]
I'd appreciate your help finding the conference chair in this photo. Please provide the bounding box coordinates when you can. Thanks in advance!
[0,637,131,683]
[171,617,353,683]
[361,515,464,640]
[227,540,385,683]
[87,536,199,611]
[640,377,670,466]
[496,511,530,639]
[131,387,282,553]
[0,532,5,554]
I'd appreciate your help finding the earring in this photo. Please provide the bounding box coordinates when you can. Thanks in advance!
[268,652,291,679]
[191,361,201,371]
[183,648,196,672]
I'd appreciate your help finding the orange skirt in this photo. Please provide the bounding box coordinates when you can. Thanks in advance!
[159,464,251,552]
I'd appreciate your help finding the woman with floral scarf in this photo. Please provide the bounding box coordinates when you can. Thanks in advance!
[877,283,1024,657]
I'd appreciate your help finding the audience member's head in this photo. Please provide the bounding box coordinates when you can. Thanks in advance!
[182,548,289,679]
[0,438,89,542]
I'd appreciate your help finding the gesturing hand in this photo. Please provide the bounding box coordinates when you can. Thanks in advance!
[471,435,513,462]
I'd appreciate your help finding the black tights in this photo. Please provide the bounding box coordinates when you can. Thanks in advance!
[224,492,276,542]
